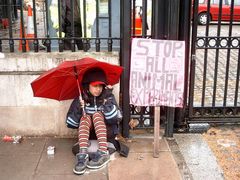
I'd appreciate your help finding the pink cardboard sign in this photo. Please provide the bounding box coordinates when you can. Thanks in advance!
[130,38,185,107]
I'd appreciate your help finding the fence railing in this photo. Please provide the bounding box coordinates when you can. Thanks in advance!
[188,0,240,123]
[0,0,122,53]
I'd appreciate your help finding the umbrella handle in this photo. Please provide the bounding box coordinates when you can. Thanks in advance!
[79,97,86,116]
[74,66,86,115]
[76,78,86,115]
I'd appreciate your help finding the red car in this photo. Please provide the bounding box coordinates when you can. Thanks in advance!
[197,0,240,25]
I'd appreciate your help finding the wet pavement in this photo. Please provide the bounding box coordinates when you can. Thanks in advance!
[0,135,182,180]
[174,134,224,180]
[0,131,229,180]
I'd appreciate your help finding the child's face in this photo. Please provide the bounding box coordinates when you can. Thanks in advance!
[89,84,103,97]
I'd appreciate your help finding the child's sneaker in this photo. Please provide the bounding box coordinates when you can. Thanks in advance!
[87,150,110,169]
[73,153,89,175]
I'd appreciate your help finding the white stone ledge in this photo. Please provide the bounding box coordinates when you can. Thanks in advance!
[0,52,120,136]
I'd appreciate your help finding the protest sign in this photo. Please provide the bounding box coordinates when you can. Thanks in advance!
[130,38,185,107]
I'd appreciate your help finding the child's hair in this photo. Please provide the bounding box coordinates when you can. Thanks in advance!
[81,68,107,103]
[82,68,107,85]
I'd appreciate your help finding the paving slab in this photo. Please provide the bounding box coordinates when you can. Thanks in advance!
[0,154,39,180]
[35,138,75,175]
[0,138,46,155]
[0,138,108,180]
[0,137,183,180]
[167,138,193,179]
[108,138,181,180]
[0,138,46,180]
[34,138,108,180]
[174,134,224,180]
[32,173,108,180]
[127,137,169,153]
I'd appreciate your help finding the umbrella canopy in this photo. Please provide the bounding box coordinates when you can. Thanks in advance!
[31,57,123,101]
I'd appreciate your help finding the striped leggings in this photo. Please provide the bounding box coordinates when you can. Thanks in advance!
[78,112,107,153]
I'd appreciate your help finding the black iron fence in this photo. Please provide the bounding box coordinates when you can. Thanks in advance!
[0,0,121,53]
[0,0,156,137]
[129,0,155,129]
[128,0,190,134]
[189,0,240,123]
[4,0,238,135]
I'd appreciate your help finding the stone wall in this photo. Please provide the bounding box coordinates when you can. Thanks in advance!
[0,52,120,137]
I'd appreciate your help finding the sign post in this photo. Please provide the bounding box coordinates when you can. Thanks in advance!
[153,106,160,157]
[130,38,185,157]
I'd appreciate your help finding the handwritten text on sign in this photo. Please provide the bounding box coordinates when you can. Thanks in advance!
[130,38,185,107]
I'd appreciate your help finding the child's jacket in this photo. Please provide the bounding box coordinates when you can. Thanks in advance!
[66,89,122,139]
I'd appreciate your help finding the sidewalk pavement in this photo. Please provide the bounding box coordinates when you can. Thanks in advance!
[174,134,224,180]
[0,136,182,180]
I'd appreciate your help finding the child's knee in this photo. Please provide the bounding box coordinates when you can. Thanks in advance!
[92,111,104,119]
[80,115,92,125]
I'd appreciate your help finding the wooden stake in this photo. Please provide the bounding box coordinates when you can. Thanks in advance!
[153,106,160,158]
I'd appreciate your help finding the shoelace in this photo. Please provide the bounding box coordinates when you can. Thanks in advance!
[78,155,87,164]
[92,151,106,162]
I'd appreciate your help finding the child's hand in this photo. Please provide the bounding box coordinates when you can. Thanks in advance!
[103,99,107,104]
[101,85,113,100]
[80,99,85,108]
[105,85,113,89]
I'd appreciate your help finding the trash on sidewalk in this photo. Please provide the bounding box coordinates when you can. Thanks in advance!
[129,119,139,129]
[137,154,144,160]
[209,130,217,136]
[2,135,22,143]
[47,146,55,155]
[2,135,13,142]
[217,139,236,148]
[13,136,23,143]
[0,52,5,58]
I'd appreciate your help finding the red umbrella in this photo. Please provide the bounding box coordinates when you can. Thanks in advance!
[31,57,123,101]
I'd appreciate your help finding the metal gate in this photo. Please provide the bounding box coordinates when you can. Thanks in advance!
[125,0,155,131]
[122,0,240,136]
[121,0,187,137]
[188,0,240,123]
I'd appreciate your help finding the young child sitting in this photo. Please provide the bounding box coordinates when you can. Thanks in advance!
[66,68,122,175]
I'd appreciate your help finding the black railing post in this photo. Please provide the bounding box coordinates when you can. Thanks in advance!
[142,0,147,37]
[58,0,64,52]
[152,0,168,136]
[7,0,14,52]
[175,0,192,129]
[95,0,100,52]
[70,0,75,52]
[108,0,112,52]
[45,0,51,52]
[32,0,39,52]
[153,0,182,137]
[188,0,199,121]
[165,0,181,137]
[120,0,131,138]
[152,0,167,39]
[20,0,27,52]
